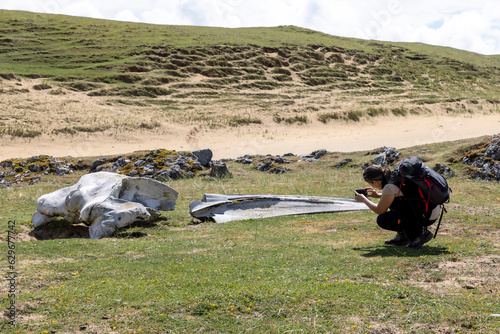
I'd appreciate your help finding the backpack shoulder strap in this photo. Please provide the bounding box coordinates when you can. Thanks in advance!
[433,205,447,238]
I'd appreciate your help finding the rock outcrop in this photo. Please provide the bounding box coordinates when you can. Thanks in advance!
[0,155,87,187]
[462,134,500,181]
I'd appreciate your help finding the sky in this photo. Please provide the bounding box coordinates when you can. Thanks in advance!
[2,0,500,55]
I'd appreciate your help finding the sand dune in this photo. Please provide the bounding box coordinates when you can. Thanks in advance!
[1,78,499,160]
[1,113,499,161]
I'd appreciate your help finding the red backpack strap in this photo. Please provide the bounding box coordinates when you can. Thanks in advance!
[417,186,429,212]
[398,175,404,196]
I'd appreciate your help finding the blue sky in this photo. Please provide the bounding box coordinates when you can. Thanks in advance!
[2,0,499,55]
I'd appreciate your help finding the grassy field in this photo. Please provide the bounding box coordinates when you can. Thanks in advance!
[1,136,499,333]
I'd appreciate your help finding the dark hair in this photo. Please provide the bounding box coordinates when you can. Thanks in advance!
[363,164,391,186]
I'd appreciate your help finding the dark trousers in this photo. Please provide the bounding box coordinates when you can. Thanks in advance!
[376,198,436,241]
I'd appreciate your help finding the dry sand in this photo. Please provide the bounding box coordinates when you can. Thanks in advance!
[1,113,499,161]
[1,78,499,160]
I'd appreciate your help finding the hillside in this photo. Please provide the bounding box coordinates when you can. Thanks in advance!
[1,10,500,160]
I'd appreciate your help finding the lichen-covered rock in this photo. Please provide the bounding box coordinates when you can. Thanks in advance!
[106,148,213,181]
[257,155,291,173]
[234,153,292,173]
[0,155,87,187]
[461,134,500,181]
[484,135,500,160]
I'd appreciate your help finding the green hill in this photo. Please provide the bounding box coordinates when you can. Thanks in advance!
[1,9,499,139]
[2,10,499,93]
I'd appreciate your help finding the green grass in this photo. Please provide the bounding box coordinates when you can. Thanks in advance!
[1,10,499,93]
[273,114,309,124]
[347,110,364,122]
[228,115,263,127]
[1,136,499,333]
[367,107,389,117]
[391,107,408,117]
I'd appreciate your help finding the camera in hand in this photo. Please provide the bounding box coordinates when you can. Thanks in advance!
[355,188,368,195]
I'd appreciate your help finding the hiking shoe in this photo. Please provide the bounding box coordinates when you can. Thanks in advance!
[407,230,433,249]
[384,232,409,246]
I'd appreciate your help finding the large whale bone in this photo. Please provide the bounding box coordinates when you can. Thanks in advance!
[189,194,369,223]
[32,172,178,239]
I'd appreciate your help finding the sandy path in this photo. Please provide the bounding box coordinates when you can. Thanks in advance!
[1,113,499,160]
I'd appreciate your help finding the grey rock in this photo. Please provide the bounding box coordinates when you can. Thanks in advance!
[209,162,231,178]
[134,159,146,167]
[113,157,126,169]
[300,149,326,161]
[433,163,456,179]
[55,166,71,175]
[0,180,13,188]
[235,155,253,164]
[369,147,401,166]
[192,149,213,167]
[335,158,353,168]
[90,158,106,173]
[313,149,327,159]
[461,137,500,181]
[166,165,184,180]
[29,164,42,173]
[484,137,500,160]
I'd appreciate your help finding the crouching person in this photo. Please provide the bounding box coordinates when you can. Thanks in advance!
[354,164,440,249]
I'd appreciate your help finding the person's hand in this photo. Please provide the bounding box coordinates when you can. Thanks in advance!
[363,187,382,198]
[354,190,365,202]
[366,187,377,197]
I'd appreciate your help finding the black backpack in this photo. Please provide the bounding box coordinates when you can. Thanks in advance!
[394,156,451,237]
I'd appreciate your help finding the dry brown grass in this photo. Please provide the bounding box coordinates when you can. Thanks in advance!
[1,77,499,161]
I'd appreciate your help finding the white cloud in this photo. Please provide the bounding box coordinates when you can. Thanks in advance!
[60,1,104,19]
[1,0,499,54]
[114,9,140,23]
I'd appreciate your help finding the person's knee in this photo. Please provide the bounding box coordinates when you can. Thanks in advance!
[376,214,386,228]
[377,213,394,228]
[377,212,400,230]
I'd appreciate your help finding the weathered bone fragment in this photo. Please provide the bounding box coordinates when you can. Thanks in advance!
[189,194,369,223]
[32,172,178,239]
